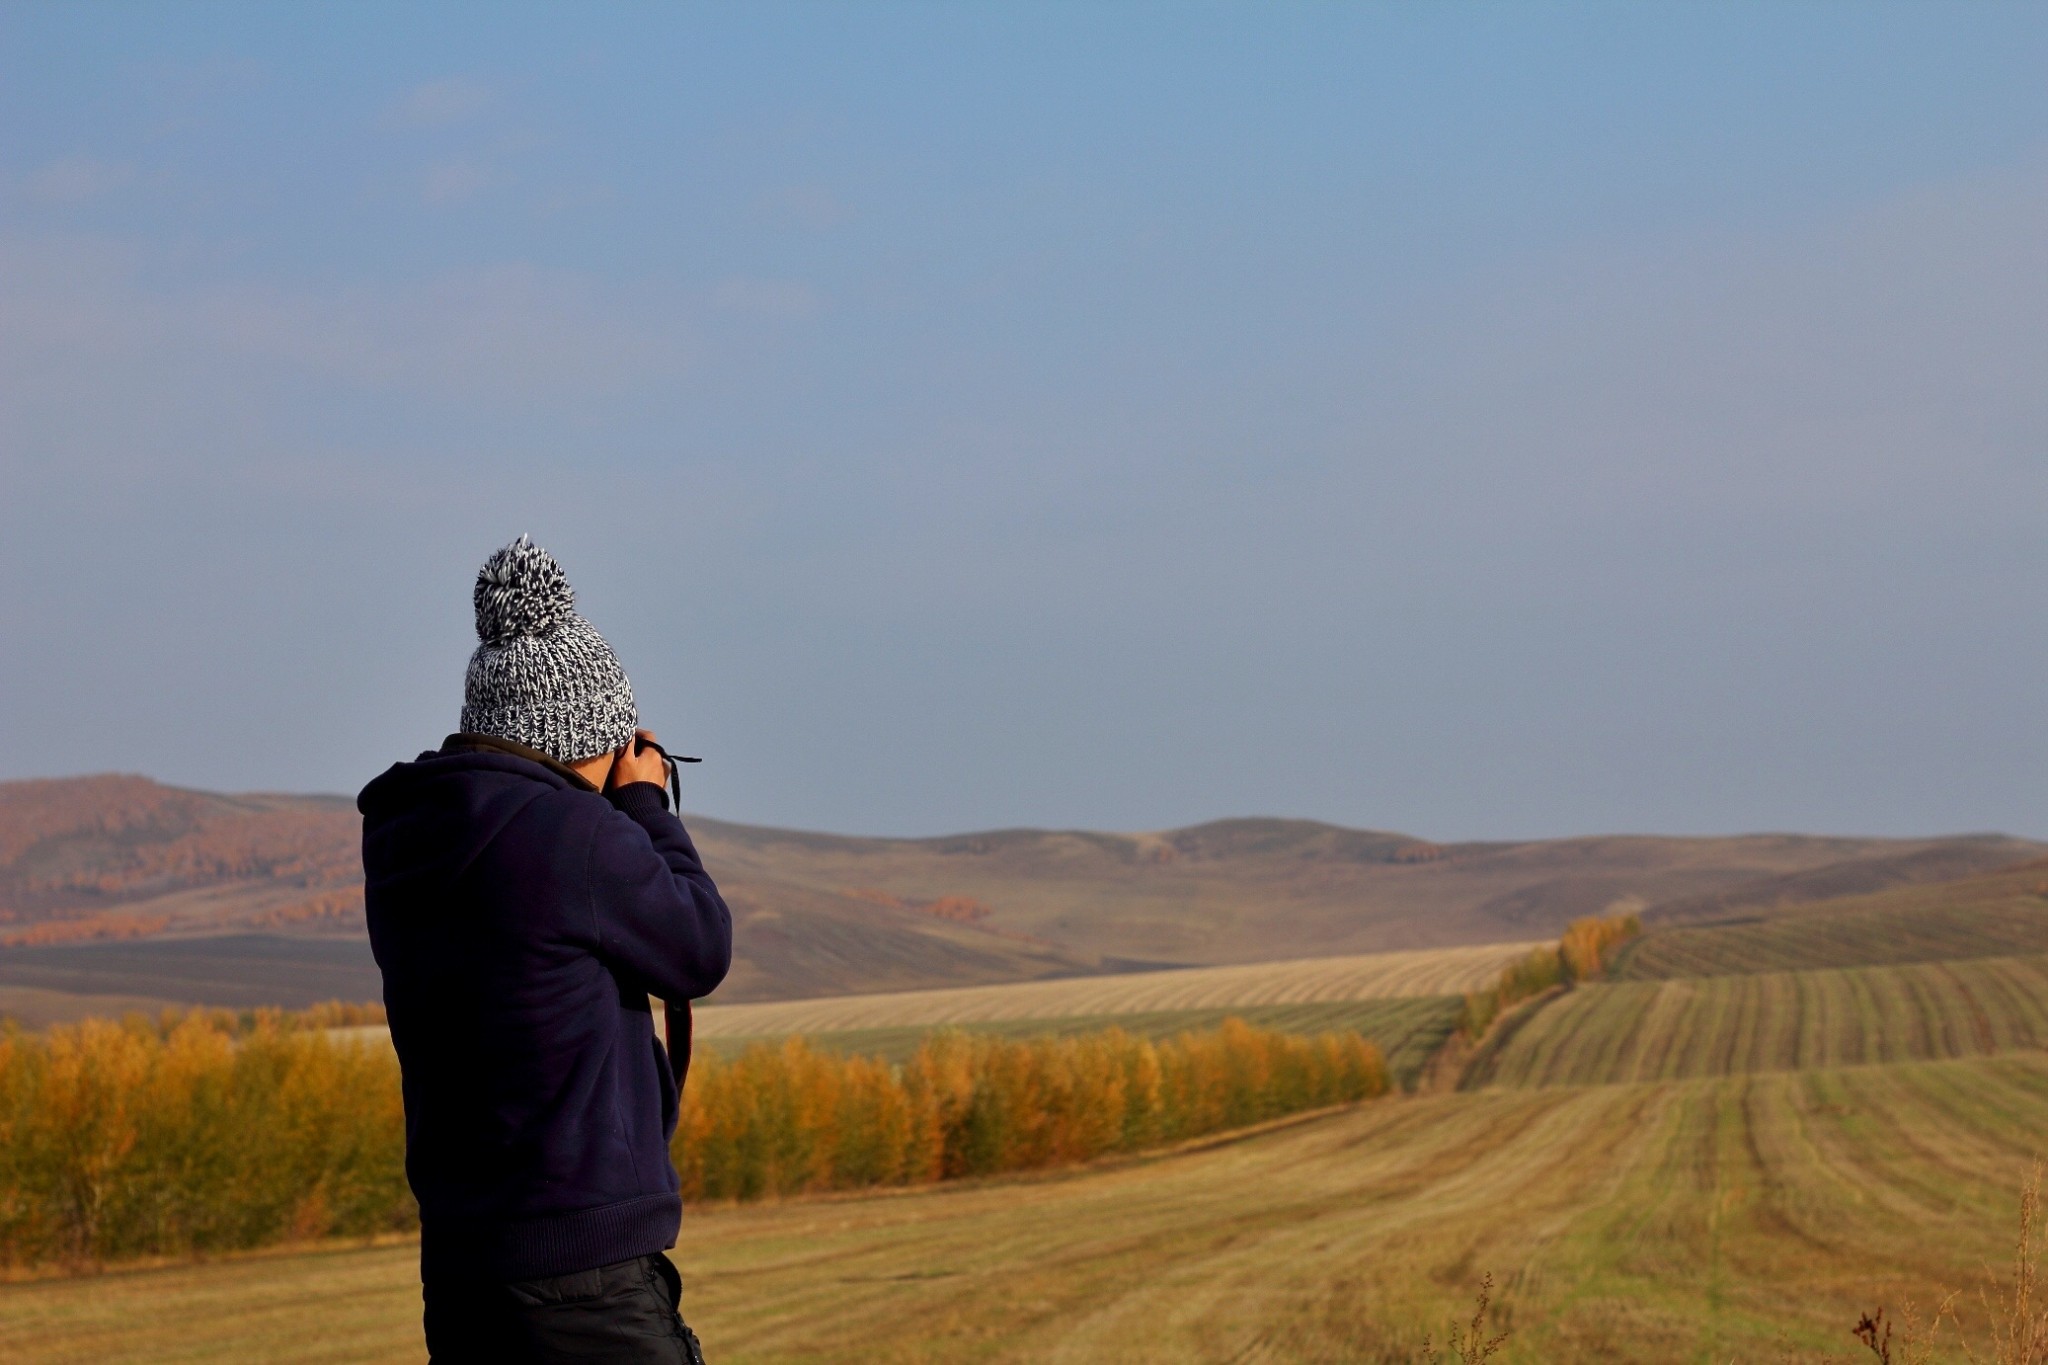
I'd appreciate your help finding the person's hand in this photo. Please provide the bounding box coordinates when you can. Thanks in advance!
[608,728,668,790]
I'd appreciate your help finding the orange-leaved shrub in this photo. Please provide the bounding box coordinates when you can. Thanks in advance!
[1458,912,1641,1039]
[674,1018,1387,1201]
[0,1014,412,1267]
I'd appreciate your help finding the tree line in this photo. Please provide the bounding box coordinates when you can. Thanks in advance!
[675,1019,1388,1201]
[0,1012,1383,1269]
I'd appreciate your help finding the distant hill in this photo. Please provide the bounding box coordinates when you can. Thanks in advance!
[0,773,2040,1018]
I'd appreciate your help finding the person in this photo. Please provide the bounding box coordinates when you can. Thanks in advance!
[358,535,731,1364]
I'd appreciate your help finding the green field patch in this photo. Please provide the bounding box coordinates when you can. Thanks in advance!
[698,995,1463,1088]
[1615,871,2048,980]
[1476,951,2048,1088]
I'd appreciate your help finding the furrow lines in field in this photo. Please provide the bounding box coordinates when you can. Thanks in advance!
[1620,887,2048,981]
[1880,967,1922,1067]
[1912,967,1954,1061]
[1630,982,1677,1083]
[1591,988,1642,1086]
[1735,971,1772,1075]
[1700,975,1739,1080]
[1481,953,2048,1089]
[1993,957,2048,1046]
[1560,987,1623,1086]
[1804,1059,2039,1223]
[1931,971,1984,1055]
[1850,968,1888,1067]
[1785,970,1811,1071]
[1983,959,2043,1049]
[1967,960,2022,1051]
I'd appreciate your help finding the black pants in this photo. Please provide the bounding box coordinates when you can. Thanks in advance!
[424,1253,706,1364]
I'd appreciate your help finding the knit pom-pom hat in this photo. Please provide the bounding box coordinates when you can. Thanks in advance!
[460,535,637,764]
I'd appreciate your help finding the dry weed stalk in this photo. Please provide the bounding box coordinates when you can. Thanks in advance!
[1854,1296,1960,1365]
[1849,1160,2045,1365]
[1964,1158,2047,1365]
[1421,1272,1508,1364]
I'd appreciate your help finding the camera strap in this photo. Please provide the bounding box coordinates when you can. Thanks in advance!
[636,737,700,819]
[638,735,701,1089]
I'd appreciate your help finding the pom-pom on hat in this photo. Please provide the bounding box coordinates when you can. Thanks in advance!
[460,535,637,764]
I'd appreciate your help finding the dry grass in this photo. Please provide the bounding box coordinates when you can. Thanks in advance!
[1422,1273,1508,1363]
[1849,1297,1960,1365]
[693,942,1541,1038]
[1968,1158,2047,1365]
[1827,1161,2044,1365]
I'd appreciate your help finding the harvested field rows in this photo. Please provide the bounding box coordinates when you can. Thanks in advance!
[1477,952,2048,1088]
[692,941,1538,1038]
[701,995,1465,1085]
[1617,884,2048,980]
[8,1053,2047,1363]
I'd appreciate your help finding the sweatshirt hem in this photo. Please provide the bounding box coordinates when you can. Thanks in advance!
[421,1192,682,1283]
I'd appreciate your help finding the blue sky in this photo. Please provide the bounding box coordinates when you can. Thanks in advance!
[4,3,2046,840]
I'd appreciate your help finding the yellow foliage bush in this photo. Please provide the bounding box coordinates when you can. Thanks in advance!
[0,1012,1386,1266]
[674,1018,1388,1202]
[0,1014,412,1266]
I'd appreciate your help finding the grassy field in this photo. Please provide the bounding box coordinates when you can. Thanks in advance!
[5,1052,2044,1363]
[701,995,1464,1086]
[1472,951,2048,1088]
[693,942,1538,1038]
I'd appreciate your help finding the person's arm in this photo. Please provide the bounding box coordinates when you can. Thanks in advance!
[587,781,733,1002]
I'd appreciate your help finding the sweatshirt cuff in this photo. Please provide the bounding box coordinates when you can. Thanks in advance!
[609,781,670,818]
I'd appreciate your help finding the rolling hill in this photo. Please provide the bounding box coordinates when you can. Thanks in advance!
[0,773,2040,1016]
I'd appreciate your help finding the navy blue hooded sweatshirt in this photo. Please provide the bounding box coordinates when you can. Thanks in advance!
[358,736,732,1283]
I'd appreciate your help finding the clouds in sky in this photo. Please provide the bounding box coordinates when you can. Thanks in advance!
[1,5,2045,842]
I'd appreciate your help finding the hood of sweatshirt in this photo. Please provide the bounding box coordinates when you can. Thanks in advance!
[357,744,574,902]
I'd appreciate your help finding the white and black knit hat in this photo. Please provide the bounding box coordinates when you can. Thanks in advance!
[460,536,637,764]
